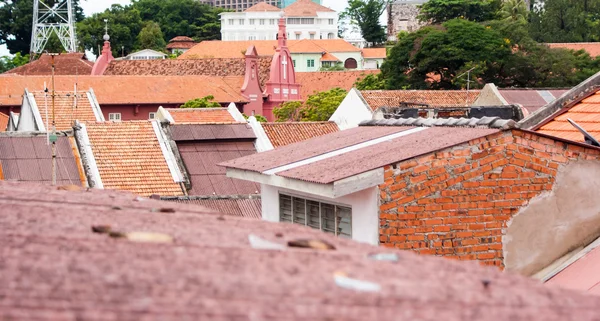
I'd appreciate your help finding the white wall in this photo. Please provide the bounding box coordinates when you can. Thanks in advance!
[291,53,322,72]
[330,51,363,70]
[364,58,384,70]
[261,183,380,245]
[329,88,373,129]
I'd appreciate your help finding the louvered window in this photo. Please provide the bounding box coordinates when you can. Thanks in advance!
[279,193,352,238]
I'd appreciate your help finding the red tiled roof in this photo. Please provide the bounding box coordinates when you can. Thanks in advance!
[245,1,281,11]
[546,245,600,295]
[284,0,335,16]
[104,58,273,87]
[547,43,600,57]
[86,121,184,196]
[320,52,340,62]
[222,126,410,173]
[165,196,262,218]
[166,36,197,50]
[0,75,248,106]
[536,90,600,142]
[29,91,98,130]
[180,39,360,59]
[297,70,380,98]
[499,89,569,114]
[168,108,238,124]
[0,135,84,186]
[2,52,93,75]
[262,121,339,148]
[4,180,600,320]
[361,90,481,111]
[0,112,8,131]
[362,48,387,59]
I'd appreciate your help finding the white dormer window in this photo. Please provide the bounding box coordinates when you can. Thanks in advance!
[149,112,156,120]
[108,113,122,122]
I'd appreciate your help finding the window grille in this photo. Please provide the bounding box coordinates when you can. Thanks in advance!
[108,113,121,122]
[279,193,352,238]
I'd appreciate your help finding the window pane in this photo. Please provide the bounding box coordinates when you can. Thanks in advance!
[293,197,306,225]
[307,200,320,229]
[337,206,352,238]
[279,194,292,222]
[321,204,336,235]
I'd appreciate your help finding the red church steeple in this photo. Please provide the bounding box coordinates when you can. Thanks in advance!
[263,17,301,121]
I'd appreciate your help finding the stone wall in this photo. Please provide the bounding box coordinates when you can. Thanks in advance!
[387,1,427,41]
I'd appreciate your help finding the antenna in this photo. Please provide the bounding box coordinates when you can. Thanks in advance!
[456,67,476,106]
[30,0,78,58]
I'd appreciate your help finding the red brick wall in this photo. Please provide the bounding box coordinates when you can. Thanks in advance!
[379,129,600,267]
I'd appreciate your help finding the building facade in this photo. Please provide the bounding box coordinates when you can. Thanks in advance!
[200,0,281,11]
[387,0,427,41]
[221,0,338,42]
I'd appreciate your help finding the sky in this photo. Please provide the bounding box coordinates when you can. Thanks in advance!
[0,0,350,56]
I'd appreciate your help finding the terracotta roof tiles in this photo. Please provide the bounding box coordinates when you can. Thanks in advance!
[536,90,600,142]
[180,39,360,59]
[85,121,184,196]
[362,48,387,59]
[2,53,93,76]
[262,121,339,147]
[547,43,600,57]
[361,90,481,111]
[0,75,248,106]
[168,108,238,124]
[4,180,600,320]
[284,0,335,16]
[103,58,273,87]
[30,91,98,131]
[297,70,379,98]
[245,1,281,11]
[320,52,340,62]
[0,112,8,131]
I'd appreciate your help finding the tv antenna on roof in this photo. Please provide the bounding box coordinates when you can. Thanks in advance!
[456,66,476,106]
[30,0,78,59]
[567,118,600,147]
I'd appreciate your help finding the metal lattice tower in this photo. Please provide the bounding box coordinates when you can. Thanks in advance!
[30,0,77,56]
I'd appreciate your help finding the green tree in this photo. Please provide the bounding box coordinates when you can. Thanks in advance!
[498,0,528,22]
[181,95,222,108]
[273,88,348,122]
[418,0,501,23]
[341,0,389,46]
[273,101,303,122]
[354,73,387,90]
[0,0,84,55]
[319,63,345,71]
[0,53,30,73]
[382,19,511,89]
[136,21,166,51]
[529,0,600,43]
[131,0,225,41]
[77,5,144,57]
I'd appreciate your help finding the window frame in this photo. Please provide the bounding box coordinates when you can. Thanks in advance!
[148,112,156,120]
[307,59,315,68]
[279,193,352,238]
[108,113,122,122]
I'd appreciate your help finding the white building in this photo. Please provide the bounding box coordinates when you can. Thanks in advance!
[221,0,338,42]
[121,49,166,60]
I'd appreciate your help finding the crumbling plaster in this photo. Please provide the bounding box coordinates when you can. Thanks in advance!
[504,160,600,276]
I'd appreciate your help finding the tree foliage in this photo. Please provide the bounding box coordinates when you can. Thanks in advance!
[136,21,166,51]
[0,53,29,73]
[418,0,501,23]
[273,88,348,122]
[78,0,224,57]
[379,17,600,89]
[181,95,222,108]
[529,0,600,43]
[341,0,389,46]
[355,73,387,90]
[0,0,84,55]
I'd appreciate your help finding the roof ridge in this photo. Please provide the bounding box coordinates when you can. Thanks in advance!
[264,121,335,124]
[359,117,516,129]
